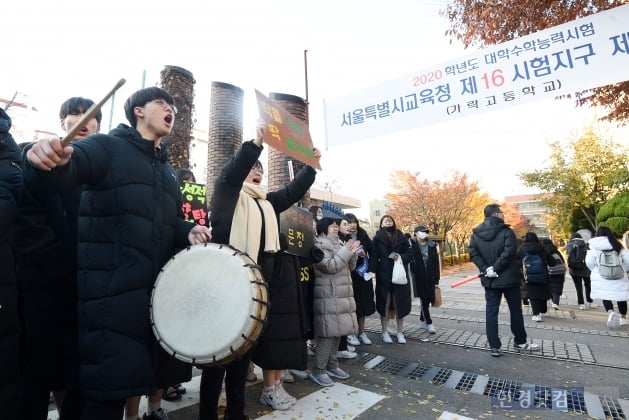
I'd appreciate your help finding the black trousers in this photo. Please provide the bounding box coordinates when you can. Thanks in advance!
[79,398,126,420]
[530,299,548,315]
[199,355,249,420]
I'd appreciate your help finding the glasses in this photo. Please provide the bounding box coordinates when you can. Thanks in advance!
[151,99,178,115]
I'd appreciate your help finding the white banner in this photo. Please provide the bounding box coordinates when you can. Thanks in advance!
[323,4,629,147]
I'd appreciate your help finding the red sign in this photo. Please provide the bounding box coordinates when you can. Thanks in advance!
[255,90,322,170]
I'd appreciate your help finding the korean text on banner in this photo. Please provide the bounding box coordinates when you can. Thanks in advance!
[324,4,629,147]
[256,90,322,170]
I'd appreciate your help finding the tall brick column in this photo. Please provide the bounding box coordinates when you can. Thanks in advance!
[267,92,312,209]
[160,65,195,171]
[206,82,244,208]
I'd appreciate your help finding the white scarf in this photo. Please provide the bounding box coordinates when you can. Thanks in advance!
[229,182,280,262]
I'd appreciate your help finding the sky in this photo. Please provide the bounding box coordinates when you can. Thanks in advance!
[3,0,628,219]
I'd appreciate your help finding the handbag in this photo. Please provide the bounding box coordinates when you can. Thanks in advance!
[432,286,442,307]
[391,257,408,285]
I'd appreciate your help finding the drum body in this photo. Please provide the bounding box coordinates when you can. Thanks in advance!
[151,243,268,366]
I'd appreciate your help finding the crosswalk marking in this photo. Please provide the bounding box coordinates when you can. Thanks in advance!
[47,375,385,420]
[438,411,477,420]
[255,382,384,420]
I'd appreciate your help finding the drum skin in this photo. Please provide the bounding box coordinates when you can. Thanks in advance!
[150,243,268,366]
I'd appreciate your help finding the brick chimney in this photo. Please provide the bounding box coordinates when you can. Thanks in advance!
[160,65,195,171]
[206,82,244,207]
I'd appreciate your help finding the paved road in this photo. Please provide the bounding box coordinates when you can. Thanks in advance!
[48,263,629,419]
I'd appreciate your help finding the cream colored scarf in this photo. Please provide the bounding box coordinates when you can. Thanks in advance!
[229,182,280,262]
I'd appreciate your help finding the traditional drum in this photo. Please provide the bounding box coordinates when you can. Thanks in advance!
[150,243,268,366]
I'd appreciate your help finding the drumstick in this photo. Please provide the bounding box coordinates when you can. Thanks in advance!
[60,78,126,147]
[451,273,484,288]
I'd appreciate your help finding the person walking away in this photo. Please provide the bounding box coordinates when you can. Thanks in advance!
[409,225,440,334]
[0,107,23,420]
[516,232,556,322]
[541,238,566,310]
[566,232,596,310]
[586,226,629,328]
[468,204,540,357]
[372,215,411,344]
[310,217,360,387]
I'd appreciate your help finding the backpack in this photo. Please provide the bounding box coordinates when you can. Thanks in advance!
[598,249,624,280]
[547,252,566,275]
[567,240,587,270]
[522,252,547,284]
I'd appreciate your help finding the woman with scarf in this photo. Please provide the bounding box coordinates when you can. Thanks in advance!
[198,121,320,419]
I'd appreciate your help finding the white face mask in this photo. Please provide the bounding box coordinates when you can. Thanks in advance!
[416,232,428,240]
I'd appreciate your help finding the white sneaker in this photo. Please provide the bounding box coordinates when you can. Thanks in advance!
[587,302,599,309]
[396,332,406,344]
[382,331,393,344]
[387,320,396,334]
[346,344,355,352]
[281,369,294,383]
[620,317,628,326]
[347,335,360,346]
[515,342,541,352]
[579,304,586,310]
[358,332,372,345]
[275,383,296,406]
[607,311,618,328]
[532,314,543,322]
[259,386,293,410]
[427,324,436,334]
[552,303,559,310]
[336,350,357,359]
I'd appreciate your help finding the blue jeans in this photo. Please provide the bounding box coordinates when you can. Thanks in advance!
[484,286,527,349]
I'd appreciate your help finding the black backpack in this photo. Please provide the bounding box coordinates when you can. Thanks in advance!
[522,252,547,284]
[547,252,566,275]
[567,240,587,270]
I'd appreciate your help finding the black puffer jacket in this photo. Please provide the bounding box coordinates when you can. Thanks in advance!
[373,229,412,318]
[516,241,554,300]
[23,124,193,400]
[210,140,317,370]
[0,109,22,389]
[409,238,440,301]
[468,216,522,288]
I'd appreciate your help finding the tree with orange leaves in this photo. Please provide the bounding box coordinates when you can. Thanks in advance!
[442,0,629,125]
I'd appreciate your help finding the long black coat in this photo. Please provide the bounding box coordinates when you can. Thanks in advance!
[23,124,193,400]
[409,238,440,302]
[543,243,566,296]
[342,227,376,317]
[210,140,316,370]
[373,229,411,318]
[11,145,81,387]
[469,217,522,289]
[0,113,22,393]
[516,241,555,300]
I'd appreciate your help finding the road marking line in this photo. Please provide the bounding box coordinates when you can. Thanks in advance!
[255,382,384,419]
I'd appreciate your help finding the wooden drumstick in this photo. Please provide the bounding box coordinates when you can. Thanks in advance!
[60,78,126,147]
